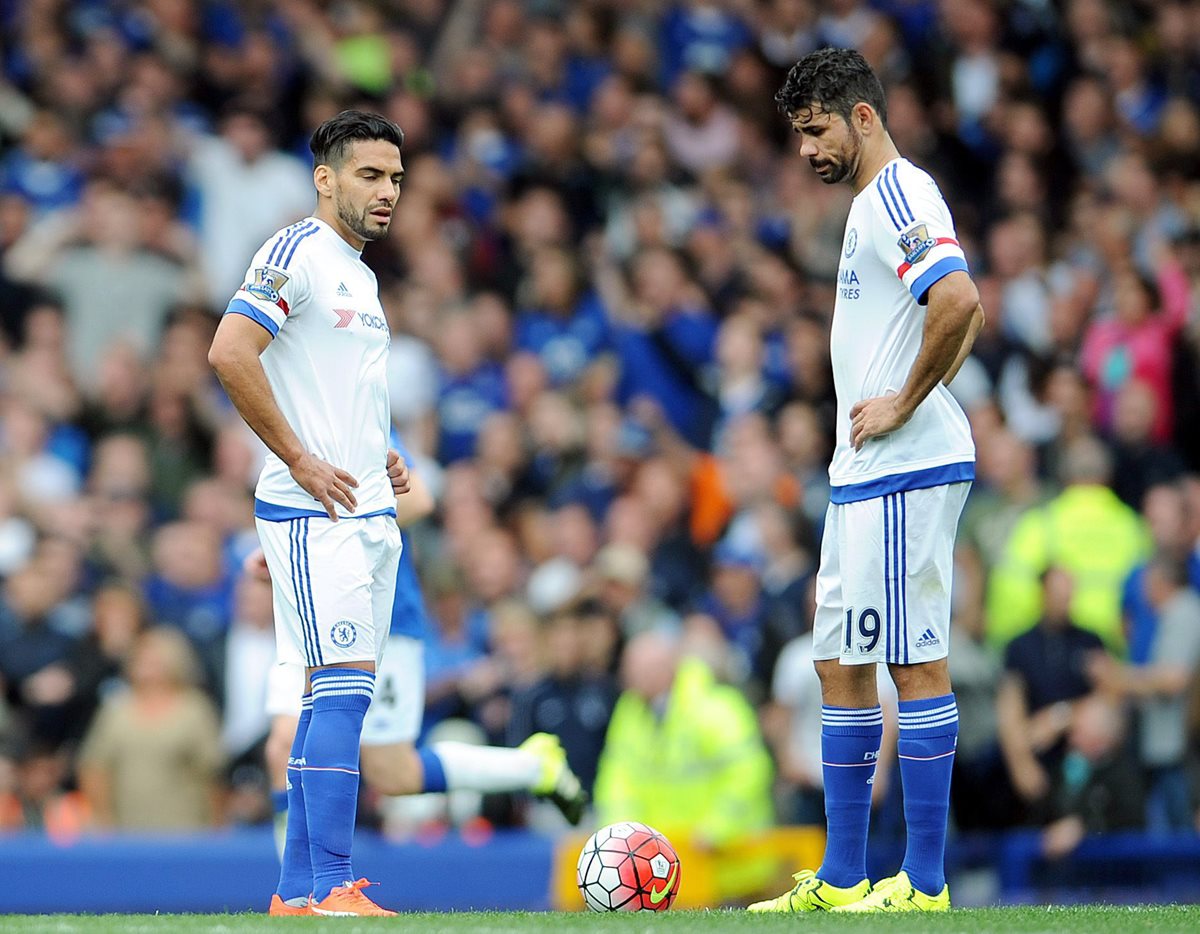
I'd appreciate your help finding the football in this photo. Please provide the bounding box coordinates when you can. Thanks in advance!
[575,821,681,912]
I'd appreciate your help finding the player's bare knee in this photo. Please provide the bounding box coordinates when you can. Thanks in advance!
[888,657,952,700]
[361,743,422,796]
[815,658,879,707]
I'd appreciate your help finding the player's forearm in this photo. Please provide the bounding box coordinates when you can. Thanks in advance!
[210,347,306,468]
[894,274,979,418]
[394,469,435,527]
[942,304,985,386]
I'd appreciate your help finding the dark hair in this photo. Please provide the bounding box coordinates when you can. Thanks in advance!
[775,47,888,127]
[309,110,404,169]
[1147,555,1189,590]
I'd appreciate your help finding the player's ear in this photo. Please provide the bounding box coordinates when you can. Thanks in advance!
[853,101,875,133]
[313,163,334,198]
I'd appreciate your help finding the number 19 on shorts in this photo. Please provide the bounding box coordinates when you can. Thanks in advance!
[844,607,882,656]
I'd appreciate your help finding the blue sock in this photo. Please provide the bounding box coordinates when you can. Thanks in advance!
[898,694,957,895]
[276,695,313,902]
[305,668,374,902]
[418,747,448,793]
[817,705,883,888]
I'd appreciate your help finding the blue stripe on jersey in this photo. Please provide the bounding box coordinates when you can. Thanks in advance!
[882,166,909,227]
[282,226,320,269]
[875,175,902,230]
[909,256,970,305]
[890,165,914,224]
[900,492,909,664]
[268,221,314,267]
[254,499,398,521]
[829,463,974,504]
[225,298,279,337]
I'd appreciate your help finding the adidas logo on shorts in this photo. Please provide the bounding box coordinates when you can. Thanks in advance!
[915,628,940,648]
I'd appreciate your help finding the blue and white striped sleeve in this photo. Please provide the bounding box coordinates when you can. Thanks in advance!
[224,219,318,338]
[871,163,969,306]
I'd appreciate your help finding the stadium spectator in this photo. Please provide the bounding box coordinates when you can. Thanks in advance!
[1089,556,1200,833]
[997,567,1107,825]
[594,628,774,900]
[78,627,223,831]
[1040,693,1144,860]
[593,542,680,640]
[987,435,1149,651]
[507,601,618,797]
[1120,483,1199,667]
[185,103,312,301]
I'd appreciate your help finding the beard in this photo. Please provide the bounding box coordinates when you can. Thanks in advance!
[336,198,390,242]
[812,126,862,185]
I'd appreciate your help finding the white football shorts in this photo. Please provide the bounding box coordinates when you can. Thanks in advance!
[264,635,425,746]
[813,482,969,666]
[255,514,402,668]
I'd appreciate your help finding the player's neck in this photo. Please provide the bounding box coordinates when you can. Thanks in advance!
[313,206,366,252]
[850,137,902,195]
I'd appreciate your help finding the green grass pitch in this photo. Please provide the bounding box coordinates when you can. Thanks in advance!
[3,907,1200,934]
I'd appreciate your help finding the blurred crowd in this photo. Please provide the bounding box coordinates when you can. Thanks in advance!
[0,0,1199,863]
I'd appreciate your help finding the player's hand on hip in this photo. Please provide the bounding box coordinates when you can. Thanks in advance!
[290,452,358,521]
[386,448,411,496]
[243,547,271,582]
[849,393,910,450]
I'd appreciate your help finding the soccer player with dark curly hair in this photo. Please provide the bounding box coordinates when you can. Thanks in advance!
[749,48,985,914]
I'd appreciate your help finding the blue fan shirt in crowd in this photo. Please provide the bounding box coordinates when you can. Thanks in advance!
[388,428,429,641]
[611,308,717,448]
[515,291,610,387]
[0,149,85,216]
[658,3,753,85]
[1121,552,1200,665]
[436,361,508,463]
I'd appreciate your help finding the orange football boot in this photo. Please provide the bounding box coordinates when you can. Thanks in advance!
[312,879,396,917]
[268,894,313,916]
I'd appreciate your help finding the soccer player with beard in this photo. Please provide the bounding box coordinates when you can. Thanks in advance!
[209,111,408,917]
[748,49,985,913]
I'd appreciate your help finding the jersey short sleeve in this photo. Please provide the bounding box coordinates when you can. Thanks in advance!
[224,219,319,338]
[870,162,969,306]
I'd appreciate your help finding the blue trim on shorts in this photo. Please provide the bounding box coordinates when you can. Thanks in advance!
[900,492,909,664]
[829,462,974,504]
[289,519,315,666]
[300,517,323,666]
[882,494,891,663]
[255,499,397,521]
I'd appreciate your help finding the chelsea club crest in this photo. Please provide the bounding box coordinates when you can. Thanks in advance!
[331,620,358,648]
[844,228,858,258]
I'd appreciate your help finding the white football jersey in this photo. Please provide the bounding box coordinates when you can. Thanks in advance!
[225,217,395,520]
[828,158,975,503]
